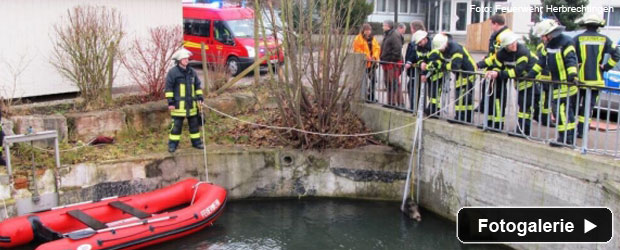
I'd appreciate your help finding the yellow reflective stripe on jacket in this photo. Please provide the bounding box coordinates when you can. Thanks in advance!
[609,58,618,67]
[516,56,528,65]
[165,92,174,98]
[507,68,516,78]
[180,83,186,97]
[532,64,542,73]
[517,81,534,91]
[563,46,575,57]
[556,53,567,81]
[196,89,203,95]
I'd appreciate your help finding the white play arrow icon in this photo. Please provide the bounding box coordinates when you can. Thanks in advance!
[584,219,597,234]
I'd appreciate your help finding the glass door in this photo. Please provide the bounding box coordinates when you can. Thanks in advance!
[454,1,469,32]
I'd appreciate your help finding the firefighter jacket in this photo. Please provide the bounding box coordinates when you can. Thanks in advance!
[527,33,578,99]
[491,43,537,90]
[477,26,511,69]
[573,30,620,87]
[165,65,204,117]
[405,36,432,76]
[428,41,477,87]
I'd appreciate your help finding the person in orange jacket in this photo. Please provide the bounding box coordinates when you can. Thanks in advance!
[353,23,380,102]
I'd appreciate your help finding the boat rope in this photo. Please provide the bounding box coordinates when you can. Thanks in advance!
[1,199,7,221]
[199,106,210,183]
[191,182,209,206]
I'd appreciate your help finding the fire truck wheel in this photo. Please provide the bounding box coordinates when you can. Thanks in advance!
[227,56,240,76]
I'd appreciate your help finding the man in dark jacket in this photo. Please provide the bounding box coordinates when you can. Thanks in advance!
[380,20,404,106]
[573,14,620,138]
[165,48,205,153]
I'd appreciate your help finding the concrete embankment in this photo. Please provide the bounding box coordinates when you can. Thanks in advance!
[353,102,620,250]
[0,145,409,217]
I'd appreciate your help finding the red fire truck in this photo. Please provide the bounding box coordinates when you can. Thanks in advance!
[183,3,284,75]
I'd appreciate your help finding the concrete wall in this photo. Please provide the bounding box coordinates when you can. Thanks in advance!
[0,0,182,98]
[353,102,620,250]
[0,145,408,217]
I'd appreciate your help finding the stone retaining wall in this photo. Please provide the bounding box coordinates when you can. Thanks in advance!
[0,145,408,219]
[353,102,620,250]
[7,92,257,142]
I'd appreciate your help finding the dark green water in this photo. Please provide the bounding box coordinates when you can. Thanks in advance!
[12,199,509,250]
[148,199,508,250]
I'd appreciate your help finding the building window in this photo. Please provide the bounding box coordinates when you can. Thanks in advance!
[410,0,418,13]
[456,2,468,31]
[377,0,387,12]
[400,0,408,13]
[442,0,451,31]
[604,7,620,27]
[471,1,481,23]
[530,5,542,23]
[388,0,396,12]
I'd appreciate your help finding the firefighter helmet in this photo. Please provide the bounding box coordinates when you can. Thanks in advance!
[499,31,519,49]
[171,48,192,61]
[533,19,560,36]
[412,30,428,45]
[431,33,448,50]
[576,13,606,26]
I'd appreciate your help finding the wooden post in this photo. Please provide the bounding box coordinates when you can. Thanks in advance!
[253,0,260,85]
[200,42,210,94]
[106,41,115,105]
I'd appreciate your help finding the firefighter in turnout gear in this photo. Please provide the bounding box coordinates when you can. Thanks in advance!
[477,15,512,70]
[165,48,204,153]
[527,19,579,146]
[407,30,432,110]
[573,14,620,138]
[428,33,478,122]
[533,42,554,127]
[487,31,537,136]
[476,15,511,112]
[424,33,448,116]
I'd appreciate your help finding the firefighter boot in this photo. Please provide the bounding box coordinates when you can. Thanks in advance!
[191,139,204,149]
[168,141,179,153]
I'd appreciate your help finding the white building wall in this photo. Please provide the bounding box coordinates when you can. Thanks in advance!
[0,0,182,99]
[497,0,620,42]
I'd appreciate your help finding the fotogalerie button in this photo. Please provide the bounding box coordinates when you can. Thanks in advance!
[457,207,613,243]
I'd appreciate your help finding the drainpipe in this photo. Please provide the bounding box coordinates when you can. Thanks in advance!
[394,0,398,23]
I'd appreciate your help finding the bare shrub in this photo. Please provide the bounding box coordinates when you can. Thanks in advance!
[0,56,32,116]
[121,26,183,101]
[51,5,124,109]
[261,0,367,149]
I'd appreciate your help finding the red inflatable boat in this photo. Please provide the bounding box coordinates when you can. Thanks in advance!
[0,178,226,250]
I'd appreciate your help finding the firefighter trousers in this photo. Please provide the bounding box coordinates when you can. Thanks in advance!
[455,82,474,123]
[486,80,508,130]
[552,95,577,144]
[577,88,599,137]
[169,115,202,146]
[517,86,536,136]
[425,78,443,117]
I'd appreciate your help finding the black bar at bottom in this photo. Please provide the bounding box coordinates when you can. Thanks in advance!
[457,207,612,243]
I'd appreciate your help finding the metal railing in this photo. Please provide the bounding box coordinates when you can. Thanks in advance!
[361,60,620,157]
